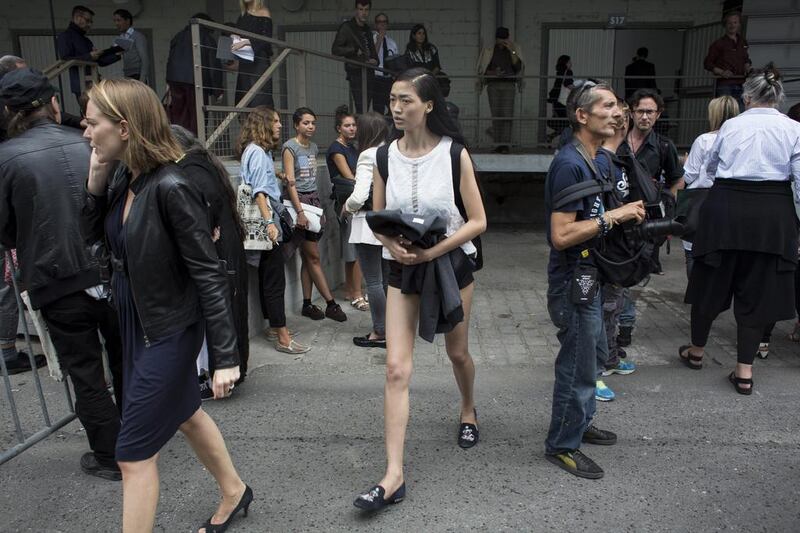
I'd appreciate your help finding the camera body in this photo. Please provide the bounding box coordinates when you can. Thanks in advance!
[623,200,685,241]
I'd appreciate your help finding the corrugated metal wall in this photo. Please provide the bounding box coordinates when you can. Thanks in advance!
[547,29,615,82]
[678,22,720,145]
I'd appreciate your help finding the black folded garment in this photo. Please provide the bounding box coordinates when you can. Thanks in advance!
[366,209,447,242]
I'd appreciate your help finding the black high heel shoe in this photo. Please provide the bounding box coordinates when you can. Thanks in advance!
[353,483,405,511]
[458,408,479,449]
[200,485,253,533]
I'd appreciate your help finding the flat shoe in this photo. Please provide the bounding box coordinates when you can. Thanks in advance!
[353,334,386,348]
[679,344,703,370]
[353,483,405,511]
[458,408,479,449]
[351,297,370,311]
[274,339,310,354]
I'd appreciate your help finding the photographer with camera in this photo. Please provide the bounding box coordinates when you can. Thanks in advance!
[544,80,644,480]
[616,88,683,347]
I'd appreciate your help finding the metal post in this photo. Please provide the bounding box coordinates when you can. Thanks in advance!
[297,52,307,107]
[190,21,206,144]
[48,0,65,107]
[361,65,368,113]
[7,252,51,427]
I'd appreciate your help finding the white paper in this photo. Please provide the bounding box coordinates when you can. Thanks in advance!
[231,36,254,62]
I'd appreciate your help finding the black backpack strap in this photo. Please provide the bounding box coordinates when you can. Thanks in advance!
[552,180,612,210]
[450,141,466,220]
[376,144,389,183]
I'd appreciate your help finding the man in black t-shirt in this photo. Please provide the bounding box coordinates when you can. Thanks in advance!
[332,0,378,113]
[543,81,644,480]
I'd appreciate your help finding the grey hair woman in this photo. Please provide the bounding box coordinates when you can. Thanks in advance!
[679,63,800,395]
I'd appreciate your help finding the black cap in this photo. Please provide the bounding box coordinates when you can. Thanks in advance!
[495,27,510,39]
[0,68,56,112]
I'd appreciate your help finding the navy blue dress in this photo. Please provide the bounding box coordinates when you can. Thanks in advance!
[109,189,204,462]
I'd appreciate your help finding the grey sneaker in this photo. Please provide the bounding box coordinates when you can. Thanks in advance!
[274,339,310,354]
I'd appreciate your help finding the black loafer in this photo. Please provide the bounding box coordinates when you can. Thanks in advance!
[458,408,479,449]
[353,334,386,348]
[353,483,405,511]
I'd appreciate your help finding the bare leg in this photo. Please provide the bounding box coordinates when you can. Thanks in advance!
[301,240,334,302]
[300,259,312,300]
[274,326,291,346]
[119,455,160,533]
[345,261,364,301]
[179,408,246,533]
[444,283,476,425]
[377,287,419,496]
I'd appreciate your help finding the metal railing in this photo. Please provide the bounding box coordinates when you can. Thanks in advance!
[0,249,76,465]
[188,18,800,159]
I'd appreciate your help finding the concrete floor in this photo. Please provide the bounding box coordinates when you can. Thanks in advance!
[2,227,800,532]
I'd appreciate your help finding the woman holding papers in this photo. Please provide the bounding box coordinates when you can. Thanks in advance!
[234,0,274,108]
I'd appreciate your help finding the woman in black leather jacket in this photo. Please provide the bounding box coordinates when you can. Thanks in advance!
[83,79,252,533]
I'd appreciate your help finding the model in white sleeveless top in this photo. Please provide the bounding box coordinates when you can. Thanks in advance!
[353,68,487,511]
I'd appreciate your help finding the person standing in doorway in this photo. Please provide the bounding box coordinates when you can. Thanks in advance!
[113,9,150,85]
[372,12,398,115]
[332,1,378,114]
[477,27,524,154]
[547,55,574,143]
[704,11,751,108]
[624,47,657,100]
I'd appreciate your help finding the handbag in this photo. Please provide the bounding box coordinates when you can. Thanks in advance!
[282,201,324,233]
[674,188,710,243]
[269,196,294,244]
[237,182,273,250]
[557,85,570,106]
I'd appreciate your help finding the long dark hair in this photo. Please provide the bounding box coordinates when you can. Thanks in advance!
[171,125,246,241]
[391,68,466,147]
[356,112,389,153]
[407,24,430,52]
[556,55,570,75]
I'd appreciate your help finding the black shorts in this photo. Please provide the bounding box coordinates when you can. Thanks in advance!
[387,248,475,291]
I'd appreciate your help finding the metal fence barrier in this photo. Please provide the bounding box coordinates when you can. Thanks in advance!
[188,18,800,160]
[0,249,76,465]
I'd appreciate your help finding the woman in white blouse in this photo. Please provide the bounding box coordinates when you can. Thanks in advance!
[679,64,800,395]
[681,95,739,278]
[344,112,390,348]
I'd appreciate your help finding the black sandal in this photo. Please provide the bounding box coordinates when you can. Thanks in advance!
[728,371,753,396]
[678,345,703,370]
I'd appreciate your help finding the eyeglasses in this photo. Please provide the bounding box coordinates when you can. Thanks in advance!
[571,80,597,104]
[633,109,659,116]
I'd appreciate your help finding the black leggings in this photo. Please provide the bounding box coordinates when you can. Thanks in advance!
[757,267,800,344]
[691,308,763,365]
[258,248,286,328]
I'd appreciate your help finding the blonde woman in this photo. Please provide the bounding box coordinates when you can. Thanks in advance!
[680,95,740,278]
[234,0,274,107]
[83,79,251,533]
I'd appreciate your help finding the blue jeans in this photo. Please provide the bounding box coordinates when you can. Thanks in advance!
[545,278,606,455]
[355,244,388,336]
[619,288,636,328]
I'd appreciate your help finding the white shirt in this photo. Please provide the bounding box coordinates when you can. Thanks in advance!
[684,131,718,190]
[383,136,476,260]
[346,146,382,246]
[705,108,800,184]
[373,32,399,78]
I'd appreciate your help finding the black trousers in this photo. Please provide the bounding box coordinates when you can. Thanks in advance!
[372,75,393,115]
[41,291,123,467]
[347,69,375,114]
[258,249,286,328]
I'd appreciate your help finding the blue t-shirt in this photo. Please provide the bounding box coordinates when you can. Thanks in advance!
[545,142,605,286]
[325,141,357,181]
[241,143,282,202]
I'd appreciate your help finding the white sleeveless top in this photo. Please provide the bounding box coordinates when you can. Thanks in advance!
[383,136,477,260]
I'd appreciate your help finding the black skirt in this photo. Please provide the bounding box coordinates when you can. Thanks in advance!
[685,179,798,325]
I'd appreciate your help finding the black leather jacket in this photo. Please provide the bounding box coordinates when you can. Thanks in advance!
[0,120,102,309]
[83,162,239,369]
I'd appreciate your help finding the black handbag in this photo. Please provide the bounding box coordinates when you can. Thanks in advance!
[674,188,709,243]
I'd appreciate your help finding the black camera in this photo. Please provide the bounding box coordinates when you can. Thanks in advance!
[623,201,685,241]
[89,241,111,284]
